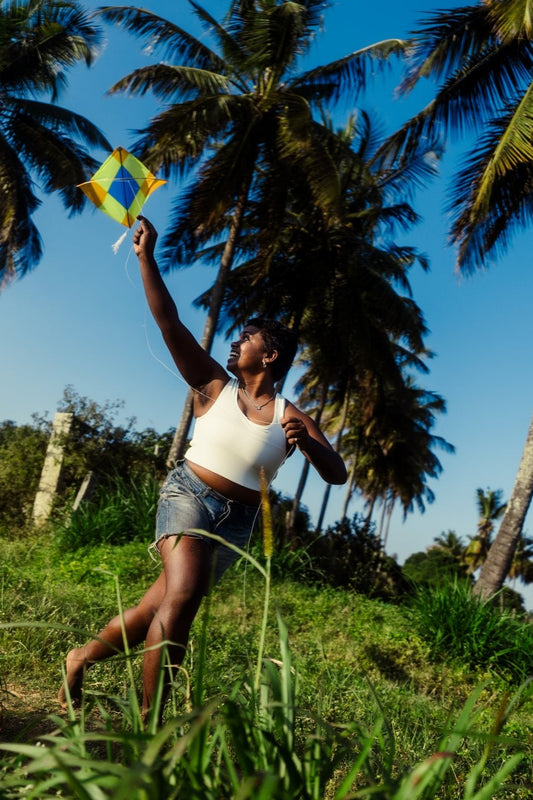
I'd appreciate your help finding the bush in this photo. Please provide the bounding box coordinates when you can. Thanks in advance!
[306,515,407,601]
[54,473,160,550]
[0,418,49,529]
[409,580,533,683]
[402,548,470,589]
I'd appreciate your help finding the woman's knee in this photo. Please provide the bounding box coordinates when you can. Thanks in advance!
[164,582,206,617]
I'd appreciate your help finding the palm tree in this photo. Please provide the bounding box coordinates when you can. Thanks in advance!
[0,0,110,288]
[375,0,533,274]
[99,1,409,462]
[432,530,465,560]
[508,534,533,586]
[342,374,454,527]
[212,109,437,537]
[463,535,492,575]
[373,0,533,598]
[476,487,507,541]
[463,487,507,575]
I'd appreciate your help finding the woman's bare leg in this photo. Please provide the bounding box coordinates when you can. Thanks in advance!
[58,571,167,707]
[141,535,211,719]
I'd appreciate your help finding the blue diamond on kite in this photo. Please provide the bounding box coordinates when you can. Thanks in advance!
[77,147,167,228]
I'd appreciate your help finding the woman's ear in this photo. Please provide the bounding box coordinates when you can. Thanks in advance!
[264,349,279,366]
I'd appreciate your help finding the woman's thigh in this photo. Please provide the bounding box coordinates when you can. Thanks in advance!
[159,534,212,600]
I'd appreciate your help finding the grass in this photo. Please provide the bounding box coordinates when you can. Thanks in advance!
[0,519,532,797]
[408,580,533,683]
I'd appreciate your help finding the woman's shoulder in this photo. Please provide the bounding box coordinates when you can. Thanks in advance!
[194,374,233,416]
[283,399,305,417]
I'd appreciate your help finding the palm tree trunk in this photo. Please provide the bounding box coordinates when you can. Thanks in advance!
[315,389,350,532]
[286,384,328,544]
[316,482,331,533]
[341,467,356,520]
[382,495,395,552]
[365,493,377,528]
[474,412,533,600]
[166,175,253,466]
[377,496,387,540]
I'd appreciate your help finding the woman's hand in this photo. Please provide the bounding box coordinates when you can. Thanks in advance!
[281,416,310,449]
[282,409,347,484]
[133,215,158,259]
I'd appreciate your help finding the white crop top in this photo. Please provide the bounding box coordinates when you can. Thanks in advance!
[185,378,287,491]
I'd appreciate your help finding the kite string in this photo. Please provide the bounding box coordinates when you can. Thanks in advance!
[121,226,214,402]
[122,242,140,289]
[127,226,296,439]
[141,305,214,403]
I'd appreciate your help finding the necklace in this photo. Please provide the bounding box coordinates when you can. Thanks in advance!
[240,386,276,411]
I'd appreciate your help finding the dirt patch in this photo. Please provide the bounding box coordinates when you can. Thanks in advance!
[0,684,65,742]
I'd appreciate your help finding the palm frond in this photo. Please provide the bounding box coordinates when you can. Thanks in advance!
[160,132,258,266]
[375,147,441,200]
[400,4,494,92]
[189,0,250,85]
[7,111,105,211]
[294,39,408,105]
[12,98,111,151]
[488,0,533,42]
[1,1,101,100]
[451,161,533,274]
[133,94,255,177]
[449,90,533,272]
[0,138,42,286]
[265,0,321,74]
[97,5,227,73]
[275,97,339,211]
[108,64,235,101]
[376,38,533,167]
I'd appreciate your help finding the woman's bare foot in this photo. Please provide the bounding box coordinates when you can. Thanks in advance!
[57,647,89,709]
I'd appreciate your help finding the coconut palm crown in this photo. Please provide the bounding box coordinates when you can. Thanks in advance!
[374,0,533,273]
[99,0,409,265]
[0,0,111,288]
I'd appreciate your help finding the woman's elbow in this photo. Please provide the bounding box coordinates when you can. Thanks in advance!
[332,471,348,486]
[327,461,348,485]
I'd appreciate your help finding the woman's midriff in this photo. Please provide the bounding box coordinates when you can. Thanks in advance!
[186,460,261,506]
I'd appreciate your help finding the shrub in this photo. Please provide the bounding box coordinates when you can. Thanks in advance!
[409,580,533,682]
[54,473,160,550]
[402,548,470,589]
[0,418,49,529]
[307,515,408,600]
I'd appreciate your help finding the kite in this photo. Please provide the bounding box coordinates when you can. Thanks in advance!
[77,147,167,229]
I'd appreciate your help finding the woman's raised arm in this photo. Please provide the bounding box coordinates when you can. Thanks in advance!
[133,216,227,392]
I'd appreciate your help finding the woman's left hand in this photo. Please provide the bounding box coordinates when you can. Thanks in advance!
[281,416,310,449]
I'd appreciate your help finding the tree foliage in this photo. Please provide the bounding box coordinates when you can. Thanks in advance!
[0,0,110,287]
[376,0,533,273]
[0,387,174,531]
[0,417,49,528]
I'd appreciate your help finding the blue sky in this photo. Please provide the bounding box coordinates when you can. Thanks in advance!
[3,0,533,607]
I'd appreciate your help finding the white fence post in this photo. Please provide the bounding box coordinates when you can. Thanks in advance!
[32,412,73,526]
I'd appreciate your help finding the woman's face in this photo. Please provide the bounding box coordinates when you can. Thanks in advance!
[227,326,269,374]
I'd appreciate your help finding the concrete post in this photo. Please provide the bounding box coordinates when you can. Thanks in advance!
[72,471,99,512]
[32,411,73,526]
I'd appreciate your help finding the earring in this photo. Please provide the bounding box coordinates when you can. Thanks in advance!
[262,358,267,369]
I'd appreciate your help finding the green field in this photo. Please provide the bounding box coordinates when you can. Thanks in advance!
[0,525,532,798]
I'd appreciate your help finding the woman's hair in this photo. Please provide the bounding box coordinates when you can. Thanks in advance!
[246,317,298,382]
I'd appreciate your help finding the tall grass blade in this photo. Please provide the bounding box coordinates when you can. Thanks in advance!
[255,470,273,692]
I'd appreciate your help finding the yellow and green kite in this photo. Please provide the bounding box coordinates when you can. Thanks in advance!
[77,147,167,228]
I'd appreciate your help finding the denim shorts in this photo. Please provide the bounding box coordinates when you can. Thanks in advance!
[154,460,259,584]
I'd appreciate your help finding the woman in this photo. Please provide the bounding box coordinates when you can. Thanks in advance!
[59,216,347,720]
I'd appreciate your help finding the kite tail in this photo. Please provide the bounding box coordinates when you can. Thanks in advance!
[112,230,128,254]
